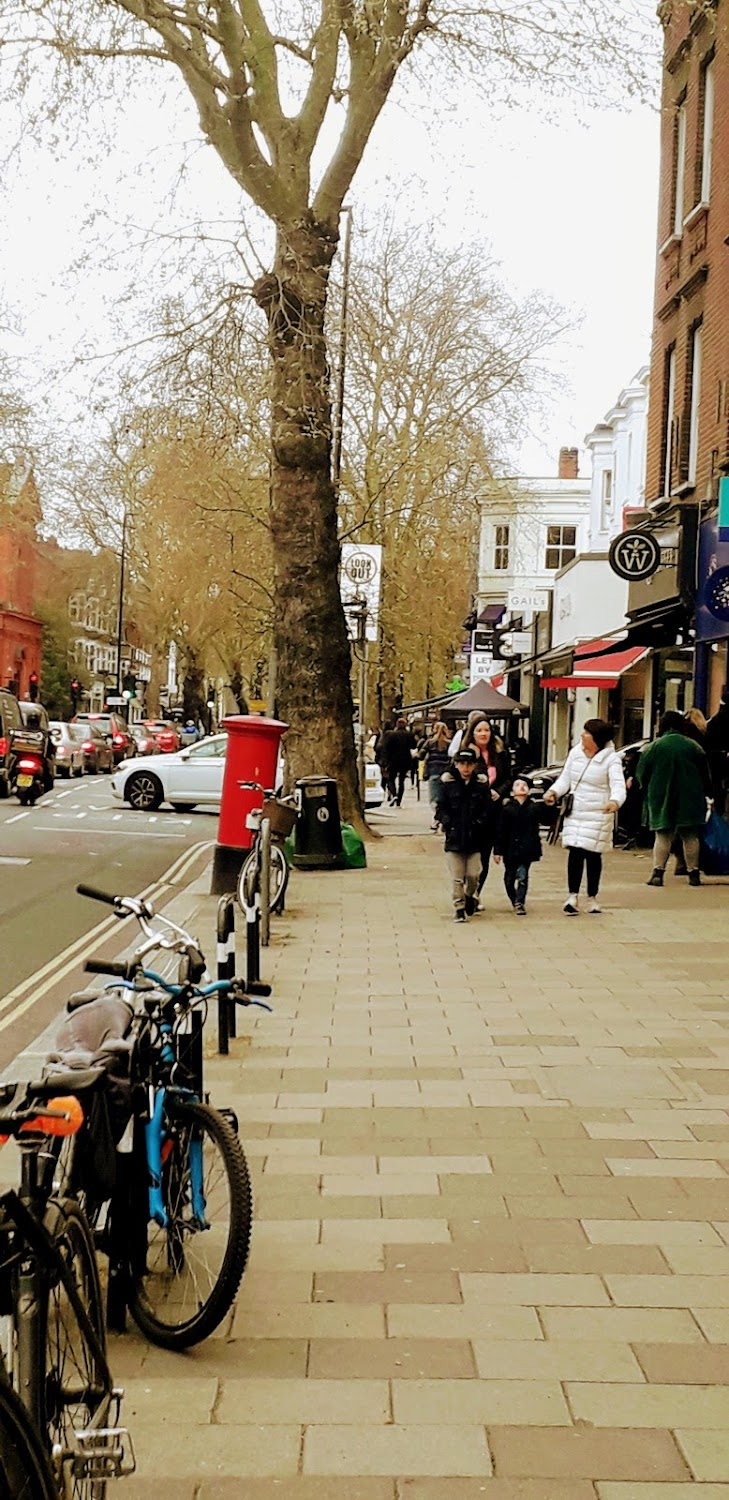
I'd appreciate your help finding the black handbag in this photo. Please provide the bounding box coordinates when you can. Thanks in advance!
[547,761,587,846]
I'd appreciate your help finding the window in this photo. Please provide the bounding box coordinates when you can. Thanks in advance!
[544,525,576,570]
[700,57,715,202]
[493,524,510,570]
[687,322,703,485]
[663,344,676,496]
[673,99,687,235]
[69,594,83,623]
[601,469,613,529]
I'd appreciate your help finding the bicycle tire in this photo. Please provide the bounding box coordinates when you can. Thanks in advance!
[238,842,288,914]
[128,1098,252,1350]
[41,1198,112,1500]
[0,1377,58,1500]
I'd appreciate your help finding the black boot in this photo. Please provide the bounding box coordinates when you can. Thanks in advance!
[688,869,701,887]
[647,869,664,887]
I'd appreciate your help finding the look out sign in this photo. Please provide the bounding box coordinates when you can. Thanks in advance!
[340,543,382,643]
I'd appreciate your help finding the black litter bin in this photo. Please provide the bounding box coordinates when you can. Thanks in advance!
[293,776,344,868]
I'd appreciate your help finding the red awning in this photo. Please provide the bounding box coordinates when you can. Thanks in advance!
[541,638,647,691]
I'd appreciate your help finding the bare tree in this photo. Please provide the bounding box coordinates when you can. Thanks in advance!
[0,0,656,818]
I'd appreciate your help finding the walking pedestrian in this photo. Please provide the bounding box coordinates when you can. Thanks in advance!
[422,721,453,830]
[543,718,625,915]
[436,747,492,921]
[459,714,512,897]
[493,777,543,915]
[379,717,417,807]
[636,710,712,888]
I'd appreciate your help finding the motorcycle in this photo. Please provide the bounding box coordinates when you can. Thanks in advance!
[9,727,49,806]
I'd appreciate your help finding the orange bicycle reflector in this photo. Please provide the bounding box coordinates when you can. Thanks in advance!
[20,1096,85,1137]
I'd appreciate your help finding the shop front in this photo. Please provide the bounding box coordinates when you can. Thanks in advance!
[695,507,729,715]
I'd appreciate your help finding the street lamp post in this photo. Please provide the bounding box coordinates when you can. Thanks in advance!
[115,509,128,699]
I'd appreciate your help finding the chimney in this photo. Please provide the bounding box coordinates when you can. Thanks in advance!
[558,447,579,480]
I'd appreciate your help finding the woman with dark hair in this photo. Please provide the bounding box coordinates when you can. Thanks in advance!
[544,718,625,915]
[460,714,512,896]
[422,720,453,831]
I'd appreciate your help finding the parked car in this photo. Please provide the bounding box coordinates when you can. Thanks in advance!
[365,761,384,808]
[0,689,24,798]
[129,723,161,756]
[142,719,181,754]
[49,721,85,778]
[111,734,228,811]
[72,723,115,775]
[71,712,136,764]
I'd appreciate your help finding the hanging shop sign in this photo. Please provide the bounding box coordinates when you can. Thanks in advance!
[696,514,729,642]
[609,530,661,582]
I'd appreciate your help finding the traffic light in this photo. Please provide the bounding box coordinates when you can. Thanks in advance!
[70,678,80,711]
[122,673,137,697]
[28,672,39,702]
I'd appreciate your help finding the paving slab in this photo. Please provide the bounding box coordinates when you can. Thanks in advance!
[85,793,729,1491]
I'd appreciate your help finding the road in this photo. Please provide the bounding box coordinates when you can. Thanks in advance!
[0,773,218,1070]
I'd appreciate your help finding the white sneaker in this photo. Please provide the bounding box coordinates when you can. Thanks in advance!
[563,895,579,915]
[589,900,602,914]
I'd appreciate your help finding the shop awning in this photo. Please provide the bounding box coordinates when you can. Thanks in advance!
[540,637,648,691]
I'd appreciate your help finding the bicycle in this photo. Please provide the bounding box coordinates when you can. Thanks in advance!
[0,1077,133,1499]
[237,784,296,919]
[46,884,272,1351]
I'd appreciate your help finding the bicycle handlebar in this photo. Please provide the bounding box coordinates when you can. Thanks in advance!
[76,883,120,908]
[84,958,134,980]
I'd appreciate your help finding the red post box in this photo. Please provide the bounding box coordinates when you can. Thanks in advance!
[211,715,288,894]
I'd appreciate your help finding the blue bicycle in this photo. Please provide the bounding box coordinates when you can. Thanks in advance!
[47,885,272,1351]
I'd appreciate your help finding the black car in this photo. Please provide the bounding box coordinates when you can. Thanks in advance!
[0,689,23,798]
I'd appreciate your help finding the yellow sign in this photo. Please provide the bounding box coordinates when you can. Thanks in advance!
[248,700,267,714]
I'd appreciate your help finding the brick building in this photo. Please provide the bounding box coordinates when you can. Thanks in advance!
[0,462,42,698]
[636,0,729,715]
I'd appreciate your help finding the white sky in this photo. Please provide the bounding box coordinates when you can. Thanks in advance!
[0,34,661,487]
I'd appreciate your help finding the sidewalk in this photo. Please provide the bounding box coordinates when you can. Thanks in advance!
[116,790,729,1499]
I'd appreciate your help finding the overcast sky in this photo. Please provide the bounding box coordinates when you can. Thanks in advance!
[0,26,661,489]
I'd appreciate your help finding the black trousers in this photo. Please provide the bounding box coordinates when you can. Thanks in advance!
[477,840,494,893]
[386,768,408,805]
[567,847,602,898]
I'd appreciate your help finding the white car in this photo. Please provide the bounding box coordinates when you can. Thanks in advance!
[111,734,228,811]
[111,731,384,813]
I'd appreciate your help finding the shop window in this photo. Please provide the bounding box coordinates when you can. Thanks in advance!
[544,525,576,571]
[493,524,510,571]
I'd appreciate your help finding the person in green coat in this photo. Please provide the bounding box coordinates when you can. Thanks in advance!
[637,711,712,888]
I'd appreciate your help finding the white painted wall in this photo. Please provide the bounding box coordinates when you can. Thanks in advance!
[551,558,629,648]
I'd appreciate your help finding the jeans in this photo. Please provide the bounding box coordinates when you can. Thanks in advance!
[504,862,530,907]
[446,851,481,910]
[567,847,602,898]
[386,768,408,805]
[653,826,700,873]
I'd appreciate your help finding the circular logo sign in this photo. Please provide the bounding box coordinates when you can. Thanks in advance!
[343,551,377,587]
[609,530,661,582]
[705,566,729,622]
[316,806,330,823]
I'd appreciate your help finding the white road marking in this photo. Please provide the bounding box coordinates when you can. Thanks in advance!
[4,812,29,825]
[0,857,31,866]
[30,826,186,839]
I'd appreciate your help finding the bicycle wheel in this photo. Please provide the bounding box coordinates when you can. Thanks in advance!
[238,842,288,914]
[129,1099,252,1350]
[268,843,289,913]
[237,844,260,910]
[42,1199,112,1500]
[0,1377,58,1500]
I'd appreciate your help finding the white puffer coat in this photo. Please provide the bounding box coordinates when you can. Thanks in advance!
[550,741,626,853]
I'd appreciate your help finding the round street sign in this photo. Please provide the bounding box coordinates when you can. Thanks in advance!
[609,530,661,582]
[343,551,378,586]
[705,566,729,622]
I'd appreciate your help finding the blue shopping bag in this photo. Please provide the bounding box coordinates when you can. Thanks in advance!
[700,810,729,876]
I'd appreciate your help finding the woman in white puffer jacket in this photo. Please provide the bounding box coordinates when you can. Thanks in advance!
[544,718,626,915]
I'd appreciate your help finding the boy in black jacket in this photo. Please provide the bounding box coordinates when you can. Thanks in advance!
[436,748,492,921]
[493,777,543,915]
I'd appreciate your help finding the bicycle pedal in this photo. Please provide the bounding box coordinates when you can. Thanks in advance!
[71,1423,136,1479]
[218,1106,239,1134]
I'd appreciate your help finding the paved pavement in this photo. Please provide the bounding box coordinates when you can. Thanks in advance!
[74,793,729,1496]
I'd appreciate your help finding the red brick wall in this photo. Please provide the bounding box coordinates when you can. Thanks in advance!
[646,0,729,505]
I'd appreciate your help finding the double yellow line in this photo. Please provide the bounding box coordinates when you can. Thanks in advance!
[0,840,213,1036]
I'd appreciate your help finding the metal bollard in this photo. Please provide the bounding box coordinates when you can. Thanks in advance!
[242,885,261,985]
[260,816,271,948]
[216,895,236,1054]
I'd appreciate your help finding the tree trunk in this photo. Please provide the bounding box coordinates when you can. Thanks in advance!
[254,215,362,827]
